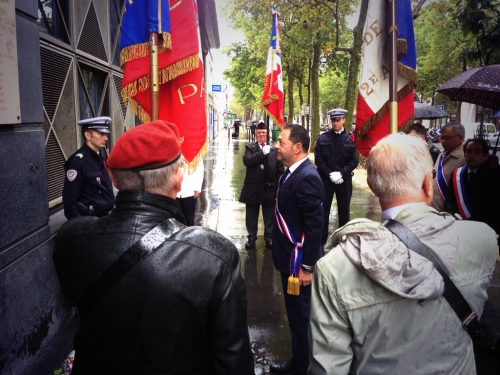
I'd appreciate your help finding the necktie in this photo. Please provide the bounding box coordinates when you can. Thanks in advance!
[261,143,265,148]
[280,169,290,187]
[468,171,476,184]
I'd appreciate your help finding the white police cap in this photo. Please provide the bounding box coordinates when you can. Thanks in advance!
[328,108,347,120]
[77,116,112,133]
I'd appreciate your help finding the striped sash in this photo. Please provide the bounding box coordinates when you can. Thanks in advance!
[275,171,304,277]
[435,154,449,200]
[452,166,473,219]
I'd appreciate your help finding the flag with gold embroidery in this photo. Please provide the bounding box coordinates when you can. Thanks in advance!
[120,0,206,167]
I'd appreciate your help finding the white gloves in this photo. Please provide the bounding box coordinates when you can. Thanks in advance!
[335,178,344,185]
[262,145,271,155]
[329,171,342,183]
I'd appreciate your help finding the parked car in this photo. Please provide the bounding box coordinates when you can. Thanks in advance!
[463,122,499,149]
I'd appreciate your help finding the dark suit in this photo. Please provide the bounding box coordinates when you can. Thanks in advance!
[444,163,500,238]
[272,158,324,374]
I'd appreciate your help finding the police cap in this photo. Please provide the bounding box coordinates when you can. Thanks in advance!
[78,116,112,133]
[328,109,347,120]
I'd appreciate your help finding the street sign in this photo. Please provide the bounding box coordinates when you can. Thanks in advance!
[212,84,222,92]
[437,105,445,110]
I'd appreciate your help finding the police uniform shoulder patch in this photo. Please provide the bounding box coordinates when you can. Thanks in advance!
[76,153,84,158]
[67,169,78,181]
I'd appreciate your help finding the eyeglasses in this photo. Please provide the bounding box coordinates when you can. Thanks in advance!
[440,135,459,141]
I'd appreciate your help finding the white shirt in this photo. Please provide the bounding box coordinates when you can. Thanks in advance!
[177,161,204,198]
[286,156,308,180]
[380,202,425,222]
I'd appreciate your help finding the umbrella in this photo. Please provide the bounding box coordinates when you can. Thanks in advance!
[435,64,500,111]
[492,109,500,119]
[414,102,450,120]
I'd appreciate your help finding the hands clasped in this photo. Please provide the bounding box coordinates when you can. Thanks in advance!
[329,171,343,184]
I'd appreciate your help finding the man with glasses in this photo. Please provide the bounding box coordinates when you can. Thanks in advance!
[314,109,358,247]
[431,122,466,212]
[63,116,115,219]
[239,122,284,249]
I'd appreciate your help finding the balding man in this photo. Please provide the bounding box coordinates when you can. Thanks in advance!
[431,122,466,211]
[309,133,496,375]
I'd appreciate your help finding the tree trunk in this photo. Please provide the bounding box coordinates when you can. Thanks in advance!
[344,0,369,132]
[288,73,294,124]
[310,31,321,151]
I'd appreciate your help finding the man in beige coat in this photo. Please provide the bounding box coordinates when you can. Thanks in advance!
[308,133,497,375]
[431,122,466,211]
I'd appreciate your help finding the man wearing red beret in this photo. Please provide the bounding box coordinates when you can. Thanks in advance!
[53,120,254,375]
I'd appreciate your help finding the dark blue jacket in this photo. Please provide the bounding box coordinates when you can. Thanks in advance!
[62,143,114,219]
[272,158,324,274]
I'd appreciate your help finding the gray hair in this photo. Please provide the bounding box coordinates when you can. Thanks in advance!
[441,122,465,137]
[111,158,181,192]
[367,133,433,203]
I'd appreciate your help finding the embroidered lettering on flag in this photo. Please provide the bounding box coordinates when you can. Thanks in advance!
[355,0,417,157]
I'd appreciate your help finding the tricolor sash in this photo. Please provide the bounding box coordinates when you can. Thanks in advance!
[275,171,304,296]
[452,166,473,219]
[435,154,449,200]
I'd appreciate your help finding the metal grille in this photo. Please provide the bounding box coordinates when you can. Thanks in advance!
[112,74,127,120]
[46,131,66,204]
[40,48,72,122]
[78,2,108,62]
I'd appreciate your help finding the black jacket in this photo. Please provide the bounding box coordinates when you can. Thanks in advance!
[239,142,284,206]
[62,143,114,219]
[314,129,358,180]
[53,190,254,375]
[444,163,500,236]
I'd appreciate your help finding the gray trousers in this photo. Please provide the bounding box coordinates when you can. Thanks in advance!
[245,204,274,243]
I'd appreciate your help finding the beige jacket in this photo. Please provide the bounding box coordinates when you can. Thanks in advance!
[431,144,465,211]
[308,204,497,375]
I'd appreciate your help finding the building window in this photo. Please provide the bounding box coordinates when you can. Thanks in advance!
[37,0,70,43]
[78,64,106,120]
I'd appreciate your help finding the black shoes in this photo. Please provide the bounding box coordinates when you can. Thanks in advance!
[269,359,293,374]
[245,240,256,249]
[265,240,273,249]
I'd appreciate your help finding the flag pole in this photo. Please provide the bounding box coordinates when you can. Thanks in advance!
[149,32,160,121]
[388,0,398,134]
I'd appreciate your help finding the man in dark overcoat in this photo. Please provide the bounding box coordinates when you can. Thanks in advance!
[239,122,284,249]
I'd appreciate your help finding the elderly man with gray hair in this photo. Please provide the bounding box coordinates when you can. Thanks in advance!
[308,133,496,375]
[431,122,466,212]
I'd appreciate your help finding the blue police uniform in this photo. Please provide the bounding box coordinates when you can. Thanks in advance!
[62,117,115,219]
[314,109,358,245]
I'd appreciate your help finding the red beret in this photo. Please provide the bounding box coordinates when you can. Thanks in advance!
[107,120,181,171]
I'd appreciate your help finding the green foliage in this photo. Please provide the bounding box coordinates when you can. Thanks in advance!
[455,0,500,64]
[413,0,466,99]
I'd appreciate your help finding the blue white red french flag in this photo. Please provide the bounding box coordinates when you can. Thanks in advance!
[355,0,417,157]
[261,7,285,128]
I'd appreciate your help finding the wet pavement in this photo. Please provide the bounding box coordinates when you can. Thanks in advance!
[196,131,500,374]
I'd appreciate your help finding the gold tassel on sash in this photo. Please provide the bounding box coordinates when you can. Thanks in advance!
[287,275,300,296]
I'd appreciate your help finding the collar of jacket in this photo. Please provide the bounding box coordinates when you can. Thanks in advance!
[115,190,186,224]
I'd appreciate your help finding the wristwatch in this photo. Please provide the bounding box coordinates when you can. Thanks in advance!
[301,264,314,274]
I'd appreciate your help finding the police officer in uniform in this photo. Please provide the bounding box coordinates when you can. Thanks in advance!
[62,117,115,219]
[314,109,358,246]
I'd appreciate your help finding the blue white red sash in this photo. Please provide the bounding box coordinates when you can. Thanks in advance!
[435,154,449,200]
[275,172,304,277]
[452,166,473,219]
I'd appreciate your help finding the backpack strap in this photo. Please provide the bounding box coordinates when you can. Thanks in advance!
[384,219,478,334]
[75,218,185,318]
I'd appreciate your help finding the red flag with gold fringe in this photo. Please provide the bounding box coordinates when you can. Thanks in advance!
[131,58,207,167]
[120,0,206,168]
